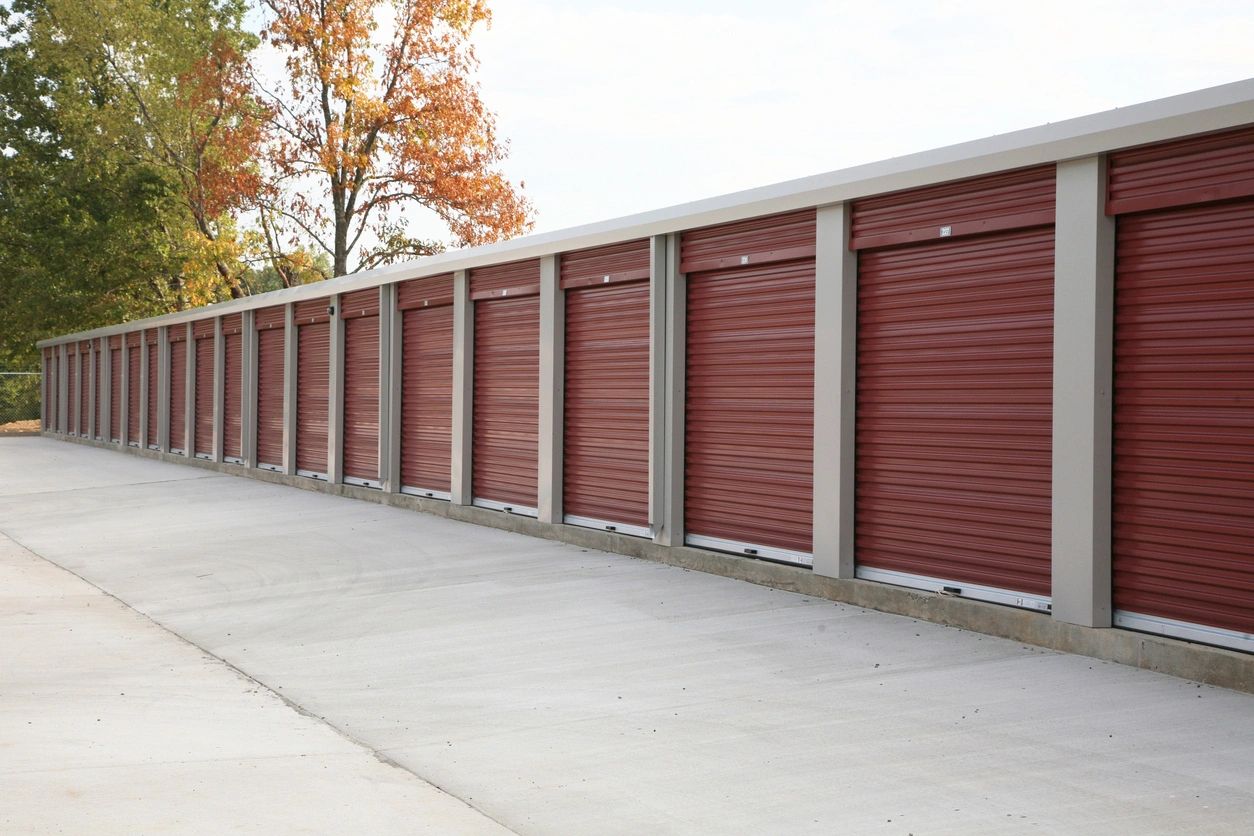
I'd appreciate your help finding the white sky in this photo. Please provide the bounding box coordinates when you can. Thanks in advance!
[471,0,1254,234]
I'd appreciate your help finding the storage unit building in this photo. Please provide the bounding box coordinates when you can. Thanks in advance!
[561,240,652,537]
[1107,125,1254,651]
[471,260,541,514]
[295,299,331,479]
[399,274,454,498]
[341,288,381,487]
[852,167,1056,610]
[193,318,215,459]
[255,306,286,471]
[682,211,817,564]
[222,314,244,463]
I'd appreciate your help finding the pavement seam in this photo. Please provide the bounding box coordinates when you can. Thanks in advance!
[0,526,523,836]
[0,474,229,498]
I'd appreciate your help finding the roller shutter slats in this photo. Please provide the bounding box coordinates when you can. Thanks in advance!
[127,334,140,443]
[145,331,158,447]
[856,225,1054,596]
[169,337,187,451]
[296,321,330,475]
[470,259,541,299]
[397,274,453,310]
[560,239,650,288]
[400,304,453,494]
[563,270,650,529]
[683,211,816,559]
[473,295,539,509]
[255,327,285,467]
[1113,199,1254,637]
[343,315,380,482]
[109,339,121,441]
[79,345,89,438]
[194,331,214,456]
[1108,126,1254,215]
[93,342,102,438]
[223,331,243,460]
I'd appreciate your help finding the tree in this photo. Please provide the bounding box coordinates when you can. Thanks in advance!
[258,0,532,277]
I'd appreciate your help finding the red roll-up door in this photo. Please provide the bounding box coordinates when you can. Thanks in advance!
[168,327,188,452]
[853,166,1055,608]
[255,306,286,469]
[93,340,103,439]
[79,341,90,438]
[127,332,140,445]
[222,314,243,462]
[109,336,121,441]
[67,345,77,435]
[561,240,651,535]
[682,211,816,563]
[295,299,331,478]
[1109,127,1254,652]
[193,319,215,458]
[43,348,52,430]
[472,260,541,513]
[341,288,380,485]
[399,275,454,497]
[145,330,159,448]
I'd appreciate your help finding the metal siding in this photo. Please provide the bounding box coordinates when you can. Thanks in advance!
[169,337,187,451]
[470,259,541,299]
[109,338,121,439]
[473,295,539,508]
[1112,199,1254,637]
[1108,126,1254,215]
[67,345,77,434]
[296,321,330,475]
[194,333,214,455]
[255,327,285,466]
[145,330,159,447]
[681,210,816,274]
[397,273,453,311]
[400,304,454,493]
[560,239,650,289]
[223,330,243,460]
[855,227,1055,596]
[343,315,380,482]
[294,298,332,325]
[254,305,285,330]
[93,342,102,438]
[850,166,1056,250]
[127,334,140,442]
[78,345,89,438]
[341,288,380,318]
[563,277,651,528]
[43,349,52,430]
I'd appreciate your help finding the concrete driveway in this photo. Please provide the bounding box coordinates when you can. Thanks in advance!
[2,437,1252,834]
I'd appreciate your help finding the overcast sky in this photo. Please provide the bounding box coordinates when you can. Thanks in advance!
[471,0,1254,234]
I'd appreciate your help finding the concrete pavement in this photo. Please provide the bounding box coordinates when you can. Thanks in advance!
[2,436,1253,834]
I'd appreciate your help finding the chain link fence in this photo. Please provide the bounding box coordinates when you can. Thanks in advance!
[0,372,42,432]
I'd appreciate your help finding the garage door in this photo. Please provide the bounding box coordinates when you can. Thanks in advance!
[222,314,244,463]
[472,260,541,514]
[79,341,90,439]
[127,333,140,445]
[255,306,286,470]
[682,210,816,564]
[853,166,1055,610]
[109,336,121,442]
[295,299,331,479]
[1108,126,1254,652]
[169,326,188,453]
[399,275,454,498]
[43,348,52,431]
[92,339,103,439]
[193,319,215,459]
[341,288,381,487]
[562,240,652,536]
[145,330,159,448]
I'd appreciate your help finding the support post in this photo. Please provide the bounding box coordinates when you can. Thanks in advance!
[648,235,668,538]
[812,202,858,579]
[451,270,473,505]
[656,233,685,547]
[183,324,195,457]
[1052,155,1115,628]
[283,304,298,475]
[538,255,564,524]
[381,284,400,493]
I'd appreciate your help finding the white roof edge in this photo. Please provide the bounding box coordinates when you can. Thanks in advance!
[39,77,1254,348]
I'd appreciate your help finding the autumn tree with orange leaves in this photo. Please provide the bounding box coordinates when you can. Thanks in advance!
[257,0,532,278]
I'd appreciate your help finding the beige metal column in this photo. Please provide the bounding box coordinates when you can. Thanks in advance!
[656,233,685,547]
[450,270,473,505]
[648,235,668,539]
[1052,155,1115,628]
[283,304,298,475]
[811,202,858,579]
[538,255,564,524]
[381,284,400,493]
